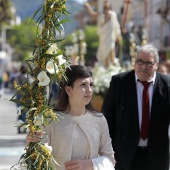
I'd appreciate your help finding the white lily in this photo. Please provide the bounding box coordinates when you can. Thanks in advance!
[45,43,58,55]
[33,115,44,126]
[20,164,27,170]
[20,159,27,170]
[37,71,50,86]
[57,55,66,65]
[44,143,52,153]
[46,60,59,74]
[26,107,37,116]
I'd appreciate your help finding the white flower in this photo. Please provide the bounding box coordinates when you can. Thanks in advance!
[46,60,59,74]
[57,55,66,65]
[37,71,50,86]
[92,62,122,95]
[44,143,52,153]
[33,115,44,126]
[46,43,58,55]
[26,107,37,116]
[20,159,27,170]
[20,164,27,170]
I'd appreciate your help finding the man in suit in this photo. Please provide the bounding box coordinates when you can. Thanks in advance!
[102,44,170,170]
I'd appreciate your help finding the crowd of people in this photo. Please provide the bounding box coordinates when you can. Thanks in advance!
[0,68,20,96]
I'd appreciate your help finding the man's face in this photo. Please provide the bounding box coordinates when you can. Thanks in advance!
[135,50,158,81]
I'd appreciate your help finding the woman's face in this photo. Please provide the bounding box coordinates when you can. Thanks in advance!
[66,77,93,106]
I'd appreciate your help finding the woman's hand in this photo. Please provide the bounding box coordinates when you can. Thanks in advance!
[26,131,42,143]
[65,159,93,170]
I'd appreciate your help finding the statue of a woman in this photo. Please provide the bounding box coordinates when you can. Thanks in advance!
[85,1,121,68]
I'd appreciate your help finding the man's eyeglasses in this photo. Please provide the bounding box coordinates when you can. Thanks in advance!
[136,59,156,67]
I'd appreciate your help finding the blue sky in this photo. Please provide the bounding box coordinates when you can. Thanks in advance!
[74,0,87,4]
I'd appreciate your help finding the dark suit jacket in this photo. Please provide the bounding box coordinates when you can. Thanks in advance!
[102,70,170,170]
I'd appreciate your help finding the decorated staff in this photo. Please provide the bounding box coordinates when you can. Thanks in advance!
[10,0,70,169]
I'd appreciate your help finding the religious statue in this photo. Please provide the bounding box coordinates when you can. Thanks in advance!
[85,0,121,68]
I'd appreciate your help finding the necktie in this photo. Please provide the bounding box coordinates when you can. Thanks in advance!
[140,81,151,140]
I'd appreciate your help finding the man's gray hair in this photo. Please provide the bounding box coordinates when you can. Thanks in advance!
[136,44,159,63]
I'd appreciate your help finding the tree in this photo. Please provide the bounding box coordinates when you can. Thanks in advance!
[7,18,38,61]
[84,25,98,66]
[60,25,99,66]
[0,0,14,28]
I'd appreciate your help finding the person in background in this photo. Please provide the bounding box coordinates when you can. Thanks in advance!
[157,63,169,75]
[0,72,3,97]
[3,70,9,92]
[48,82,59,108]
[102,44,170,170]
[26,65,115,170]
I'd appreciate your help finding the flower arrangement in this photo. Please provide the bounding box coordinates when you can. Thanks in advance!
[10,0,70,169]
[93,59,122,98]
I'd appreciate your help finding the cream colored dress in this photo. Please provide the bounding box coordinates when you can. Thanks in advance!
[43,111,115,170]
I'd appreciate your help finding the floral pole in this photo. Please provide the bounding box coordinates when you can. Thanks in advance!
[10,0,70,169]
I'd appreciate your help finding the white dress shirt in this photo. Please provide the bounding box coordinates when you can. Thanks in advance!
[135,72,156,146]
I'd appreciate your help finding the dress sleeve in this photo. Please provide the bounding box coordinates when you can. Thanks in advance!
[91,115,115,170]
[91,156,115,170]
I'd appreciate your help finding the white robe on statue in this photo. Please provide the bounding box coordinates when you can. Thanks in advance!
[96,10,121,64]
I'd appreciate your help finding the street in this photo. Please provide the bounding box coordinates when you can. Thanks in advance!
[0,91,26,170]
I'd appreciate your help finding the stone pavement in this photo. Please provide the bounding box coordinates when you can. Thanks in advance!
[0,91,26,170]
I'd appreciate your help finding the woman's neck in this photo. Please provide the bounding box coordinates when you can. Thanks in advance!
[65,106,86,116]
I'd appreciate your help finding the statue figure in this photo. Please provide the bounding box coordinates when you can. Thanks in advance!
[85,0,121,68]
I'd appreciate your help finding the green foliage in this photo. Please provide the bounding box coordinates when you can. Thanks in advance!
[84,25,98,66]
[7,18,38,61]
[0,0,14,29]
[60,25,99,66]
[84,25,98,48]
[60,33,73,48]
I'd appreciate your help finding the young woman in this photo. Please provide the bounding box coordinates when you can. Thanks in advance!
[26,65,115,170]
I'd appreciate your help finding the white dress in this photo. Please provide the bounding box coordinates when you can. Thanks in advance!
[96,10,121,64]
[43,111,115,170]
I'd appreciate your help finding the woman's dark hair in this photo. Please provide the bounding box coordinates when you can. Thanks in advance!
[56,65,95,112]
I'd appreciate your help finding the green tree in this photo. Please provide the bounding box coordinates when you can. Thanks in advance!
[0,0,14,28]
[7,18,38,61]
[60,25,99,66]
[84,25,98,66]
